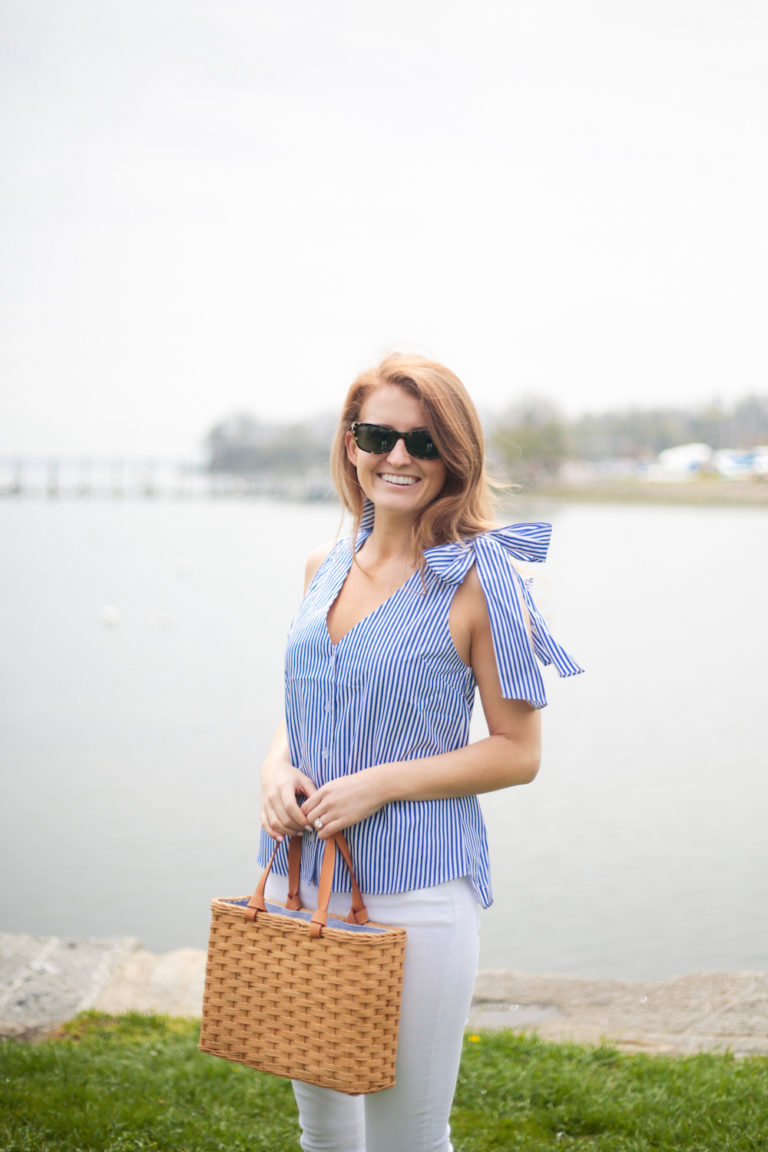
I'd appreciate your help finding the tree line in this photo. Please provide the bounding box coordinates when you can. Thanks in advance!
[206,393,768,483]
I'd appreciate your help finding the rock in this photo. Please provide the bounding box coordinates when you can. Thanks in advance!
[0,933,141,1038]
[3,934,767,1055]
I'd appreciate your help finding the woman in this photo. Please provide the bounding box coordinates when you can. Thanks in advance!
[259,353,582,1152]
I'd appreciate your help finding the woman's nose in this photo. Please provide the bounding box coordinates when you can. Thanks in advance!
[386,435,412,464]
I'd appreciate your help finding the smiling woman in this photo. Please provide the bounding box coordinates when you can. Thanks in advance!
[256,352,583,1152]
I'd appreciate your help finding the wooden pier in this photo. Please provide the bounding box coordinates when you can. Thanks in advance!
[0,457,331,501]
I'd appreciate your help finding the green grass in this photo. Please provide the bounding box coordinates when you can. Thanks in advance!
[1,1014,767,1151]
[454,1033,768,1150]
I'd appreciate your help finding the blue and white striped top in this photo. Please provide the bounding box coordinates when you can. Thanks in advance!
[257,509,583,907]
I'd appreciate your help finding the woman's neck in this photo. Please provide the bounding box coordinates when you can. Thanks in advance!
[359,510,419,567]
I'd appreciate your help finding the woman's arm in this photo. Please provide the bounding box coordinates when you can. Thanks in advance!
[301,564,541,839]
[259,544,331,841]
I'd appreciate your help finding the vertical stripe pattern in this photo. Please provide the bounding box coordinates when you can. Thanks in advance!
[258,517,583,907]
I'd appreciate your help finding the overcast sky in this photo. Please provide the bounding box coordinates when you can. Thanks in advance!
[2,1,766,459]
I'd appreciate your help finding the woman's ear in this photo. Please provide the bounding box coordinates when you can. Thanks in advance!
[344,429,358,466]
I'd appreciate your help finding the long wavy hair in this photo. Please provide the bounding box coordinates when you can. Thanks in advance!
[331,353,497,554]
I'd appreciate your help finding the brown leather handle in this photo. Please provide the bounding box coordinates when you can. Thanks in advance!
[246,831,369,937]
[247,836,303,919]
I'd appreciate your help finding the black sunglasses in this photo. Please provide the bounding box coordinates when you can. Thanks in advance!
[350,422,441,460]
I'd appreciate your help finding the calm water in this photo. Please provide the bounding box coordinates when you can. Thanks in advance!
[1,495,766,978]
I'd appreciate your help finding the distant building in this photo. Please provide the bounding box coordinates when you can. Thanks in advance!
[648,442,768,482]
[712,448,768,479]
[649,443,712,481]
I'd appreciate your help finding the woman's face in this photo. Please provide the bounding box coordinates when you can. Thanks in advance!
[345,385,447,521]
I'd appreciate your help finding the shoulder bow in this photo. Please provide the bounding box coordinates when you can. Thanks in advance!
[424,523,583,708]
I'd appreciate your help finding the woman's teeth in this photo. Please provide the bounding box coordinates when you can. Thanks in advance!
[380,474,418,486]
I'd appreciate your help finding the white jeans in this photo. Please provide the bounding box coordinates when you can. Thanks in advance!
[264,872,480,1152]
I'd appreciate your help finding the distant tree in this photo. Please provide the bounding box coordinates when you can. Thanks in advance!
[567,407,697,459]
[206,413,267,472]
[491,399,568,482]
[205,412,335,475]
[567,394,768,458]
[724,394,768,447]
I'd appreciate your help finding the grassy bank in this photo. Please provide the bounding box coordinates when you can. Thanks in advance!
[2,1014,767,1150]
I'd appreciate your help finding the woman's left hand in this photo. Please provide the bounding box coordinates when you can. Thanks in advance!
[300,768,387,838]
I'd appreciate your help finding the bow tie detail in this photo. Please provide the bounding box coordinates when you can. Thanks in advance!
[423,522,552,585]
[426,522,583,704]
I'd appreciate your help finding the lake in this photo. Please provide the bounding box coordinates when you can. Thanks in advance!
[1,494,766,979]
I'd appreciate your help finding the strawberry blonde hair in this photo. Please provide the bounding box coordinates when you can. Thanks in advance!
[331,353,496,554]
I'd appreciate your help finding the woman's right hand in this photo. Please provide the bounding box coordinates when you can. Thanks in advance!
[260,751,317,842]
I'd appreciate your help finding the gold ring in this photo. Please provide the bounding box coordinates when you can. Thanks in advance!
[314,817,323,831]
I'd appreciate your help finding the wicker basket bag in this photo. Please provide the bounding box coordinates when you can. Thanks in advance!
[199,832,407,1094]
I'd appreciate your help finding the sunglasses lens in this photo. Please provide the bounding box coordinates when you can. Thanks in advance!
[404,431,439,459]
[355,424,395,453]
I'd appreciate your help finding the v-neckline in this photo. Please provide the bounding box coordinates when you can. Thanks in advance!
[325,557,419,649]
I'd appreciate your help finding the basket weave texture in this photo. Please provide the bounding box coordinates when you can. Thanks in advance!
[199,834,407,1095]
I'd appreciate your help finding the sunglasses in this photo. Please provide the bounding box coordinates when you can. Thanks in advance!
[350,422,441,460]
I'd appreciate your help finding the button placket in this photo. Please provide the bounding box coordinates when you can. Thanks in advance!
[327,647,339,749]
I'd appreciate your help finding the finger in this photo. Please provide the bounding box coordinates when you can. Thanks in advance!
[273,790,308,831]
[286,805,310,833]
[260,811,284,842]
[308,812,333,838]
[260,801,278,834]
[263,796,302,838]
[301,786,325,819]
[316,817,343,840]
[305,807,331,837]
[295,772,318,797]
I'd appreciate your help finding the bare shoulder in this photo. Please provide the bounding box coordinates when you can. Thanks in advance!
[303,540,335,593]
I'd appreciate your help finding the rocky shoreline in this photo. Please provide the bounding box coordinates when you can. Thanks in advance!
[1,933,766,1057]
